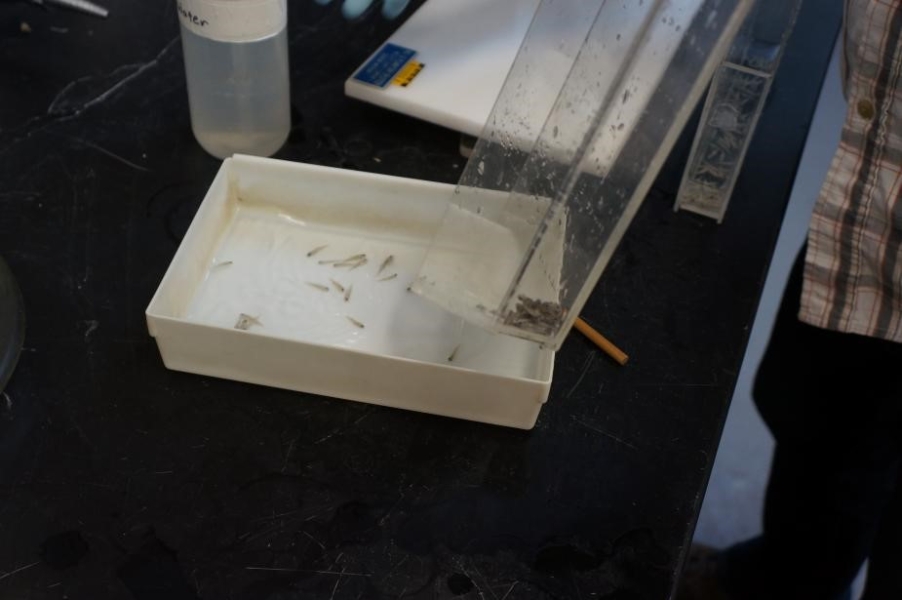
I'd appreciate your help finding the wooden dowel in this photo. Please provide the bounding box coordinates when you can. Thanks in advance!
[574,318,629,366]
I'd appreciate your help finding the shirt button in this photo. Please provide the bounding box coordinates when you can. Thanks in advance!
[858,99,876,120]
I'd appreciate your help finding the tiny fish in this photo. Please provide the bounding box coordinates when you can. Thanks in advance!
[341,253,366,263]
[213,260,233,269]
[329,279,345,293]
[307,244,328,257]
[318,259,341,265]
[335,256,368,268]
[377,273,398,282]
[344,285,352,302]
[407,276,426,293]
[447,344,460,362]
[346,316,365,329]
[378,255,394,275]
[306,282,330,292]
[235,313,262,331]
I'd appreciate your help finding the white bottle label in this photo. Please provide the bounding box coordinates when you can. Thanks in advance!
[177,0,287,43]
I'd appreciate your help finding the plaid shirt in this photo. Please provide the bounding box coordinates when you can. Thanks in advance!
[801,0,902,342]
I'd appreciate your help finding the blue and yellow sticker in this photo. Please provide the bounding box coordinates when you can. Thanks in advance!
[353,43,420,88]
[393,60,423,87]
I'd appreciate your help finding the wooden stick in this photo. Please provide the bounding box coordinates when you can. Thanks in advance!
[574,318,629,366]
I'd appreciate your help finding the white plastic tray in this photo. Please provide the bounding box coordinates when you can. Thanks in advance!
[146,156,554,429]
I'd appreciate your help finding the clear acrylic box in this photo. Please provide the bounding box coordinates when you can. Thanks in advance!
[675,0,804,221]
[413,0,754,349]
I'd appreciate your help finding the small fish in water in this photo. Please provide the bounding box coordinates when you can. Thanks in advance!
[377,273,398,282]
[318,259,341,265]
[348,258,368,270]
[378,255,394,275]
[306,282,330,292]
[330,279,345,293]
[235,313,262,331]
[344,285,353,302]
[335,258,365,268]
[334,253,367,268]
[213,260,233,269]
[307,244,328,257]
[447,344,460,362]
[407,275,426,292]
[335,253,365,264]
[347,316,365,329]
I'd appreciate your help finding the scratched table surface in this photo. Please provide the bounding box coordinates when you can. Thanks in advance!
[0,2,840,599]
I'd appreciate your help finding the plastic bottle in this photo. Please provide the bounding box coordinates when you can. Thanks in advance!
[177,0,291,159]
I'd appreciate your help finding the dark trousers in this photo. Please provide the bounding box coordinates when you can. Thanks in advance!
[721,249,902,600]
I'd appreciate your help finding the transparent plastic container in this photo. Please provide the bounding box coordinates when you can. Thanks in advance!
[178,0,291,159]
[675,0,803,221]
[412,0,754,349]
